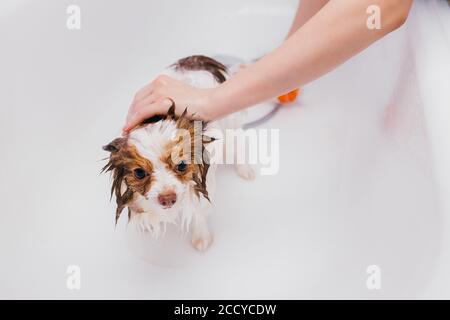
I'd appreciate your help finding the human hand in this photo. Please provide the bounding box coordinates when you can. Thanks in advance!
[123,74,215,134]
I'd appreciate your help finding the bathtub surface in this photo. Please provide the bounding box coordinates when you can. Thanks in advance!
[0,0,449,299]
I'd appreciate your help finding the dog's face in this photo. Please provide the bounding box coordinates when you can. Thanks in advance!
[102,109,212,226]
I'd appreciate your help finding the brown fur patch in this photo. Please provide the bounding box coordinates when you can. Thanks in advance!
[160,138,196,184]
[173,55,228,84]
[162,106,214,201]
[102,140,154,225]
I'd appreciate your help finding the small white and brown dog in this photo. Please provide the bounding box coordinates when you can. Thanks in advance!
[103,55,254,252]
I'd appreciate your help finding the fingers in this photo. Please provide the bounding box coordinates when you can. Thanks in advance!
[123,75,170,133]
[127,93,157,123]
[123,75,179,134]
[123,97,174,134]
[130,74,170,108]
[134,83,154,102]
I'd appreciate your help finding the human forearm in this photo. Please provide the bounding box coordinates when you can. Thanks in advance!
[286,0,330,38]
[123,0,412,131]
[207,0,412,120]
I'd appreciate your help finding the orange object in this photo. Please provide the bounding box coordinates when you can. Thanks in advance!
[278,88,300,104]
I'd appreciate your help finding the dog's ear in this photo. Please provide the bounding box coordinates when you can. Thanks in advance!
[103,137,126,153]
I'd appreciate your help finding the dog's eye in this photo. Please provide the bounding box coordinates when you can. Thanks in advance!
[176,161,187,172]
[133,168,147,180]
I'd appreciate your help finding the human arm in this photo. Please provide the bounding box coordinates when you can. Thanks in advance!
[124,0,412,131]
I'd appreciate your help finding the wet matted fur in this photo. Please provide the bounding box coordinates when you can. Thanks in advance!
[102,105,215,225]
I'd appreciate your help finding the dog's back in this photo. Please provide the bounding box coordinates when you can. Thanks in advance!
[172,55,228,84]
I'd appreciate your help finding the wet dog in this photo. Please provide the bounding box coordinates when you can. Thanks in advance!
[103,56,254,251]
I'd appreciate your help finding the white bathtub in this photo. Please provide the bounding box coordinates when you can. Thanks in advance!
[0,0,449,299]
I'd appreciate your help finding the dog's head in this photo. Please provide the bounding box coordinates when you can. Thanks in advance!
[102,106,214,227]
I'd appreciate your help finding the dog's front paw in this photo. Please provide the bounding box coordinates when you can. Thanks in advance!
[235,164,256,180]
[191,232,213,252]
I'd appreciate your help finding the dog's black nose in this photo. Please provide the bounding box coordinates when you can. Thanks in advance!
[158,191,177,208]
